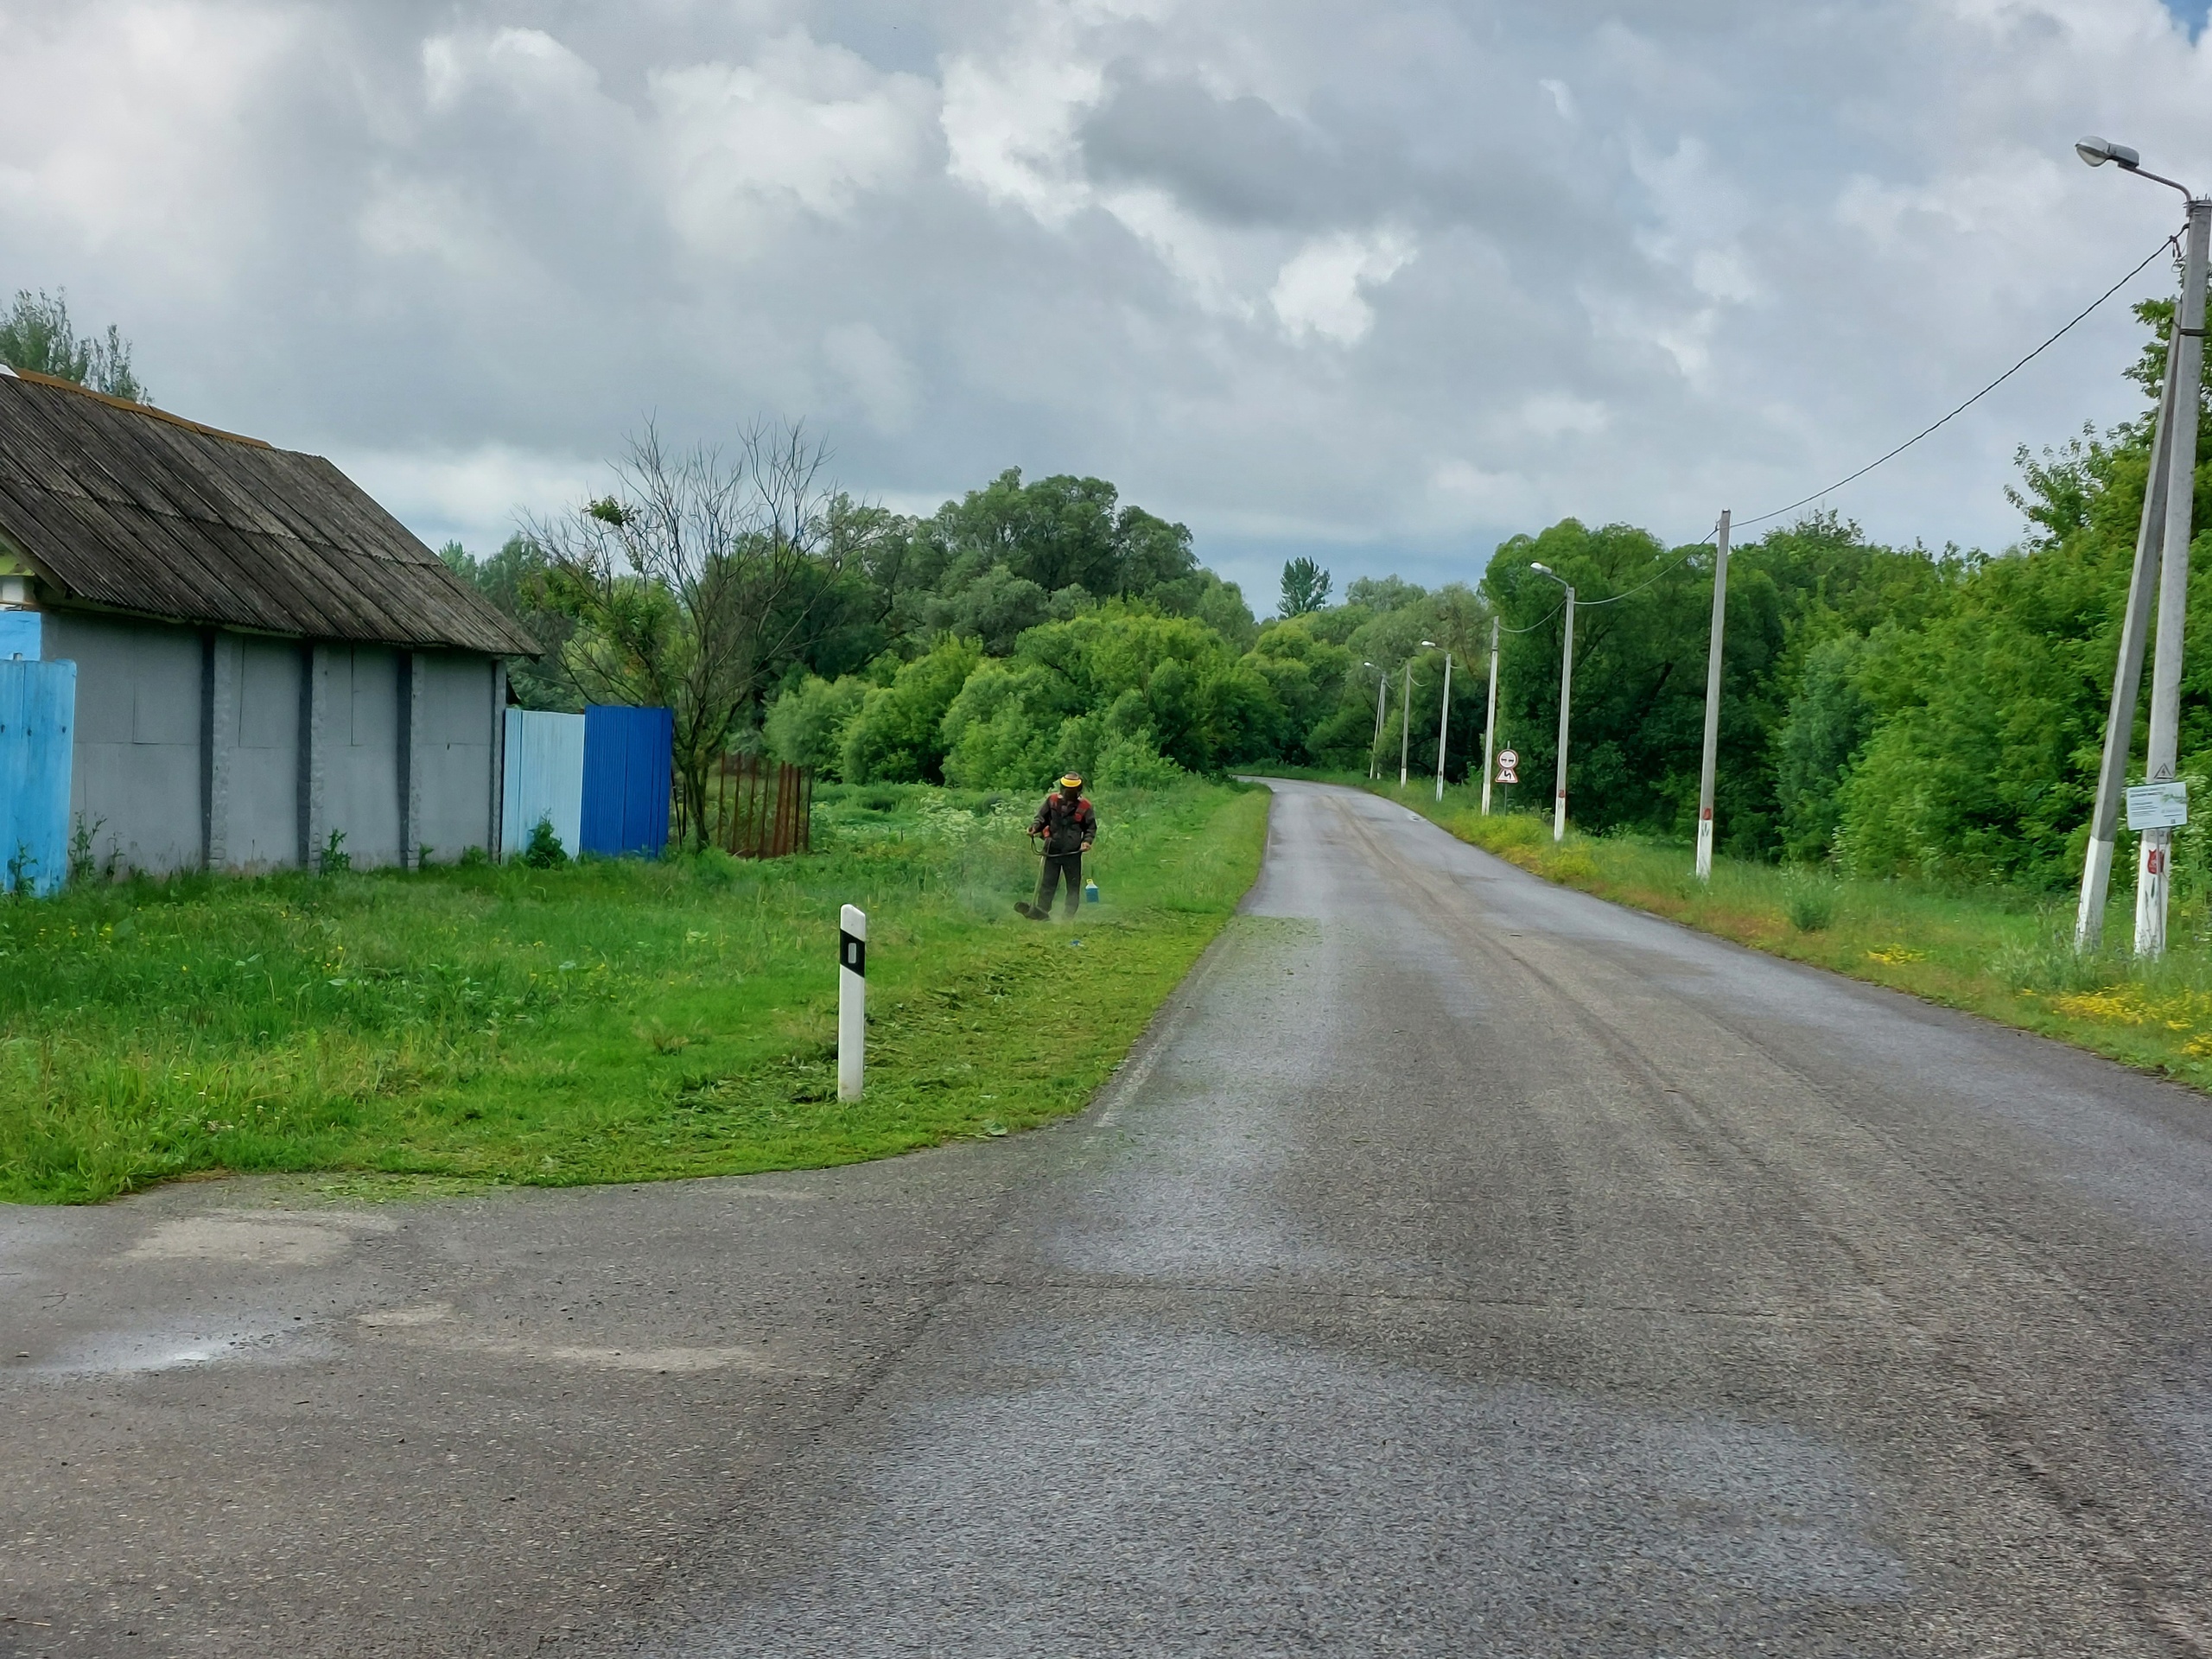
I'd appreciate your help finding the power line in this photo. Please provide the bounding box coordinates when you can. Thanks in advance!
[1480,238,2172,627]
[1580,531,1719,608]
[1499,601,1564,633]
[1735,235,2176,531]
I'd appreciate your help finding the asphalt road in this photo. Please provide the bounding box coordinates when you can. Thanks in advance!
[9,778,2212,1656]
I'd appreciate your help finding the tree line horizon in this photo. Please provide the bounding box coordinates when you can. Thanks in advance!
[9,283,2202,888]
[440,295,2203,889]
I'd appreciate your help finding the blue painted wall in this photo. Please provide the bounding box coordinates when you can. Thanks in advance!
[0,611,40,660]
[0,658,76,894]
[580,704,672,858]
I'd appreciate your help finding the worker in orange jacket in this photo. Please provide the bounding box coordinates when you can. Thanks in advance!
[1019,773,1096,920]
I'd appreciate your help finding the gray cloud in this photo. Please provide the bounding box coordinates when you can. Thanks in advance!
[1078,68,1380,229]
[0,0,2205,608]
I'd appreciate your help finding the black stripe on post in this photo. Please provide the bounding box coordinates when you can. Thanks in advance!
[840,931,866,976]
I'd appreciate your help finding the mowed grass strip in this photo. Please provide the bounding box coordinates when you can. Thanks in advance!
[1332,774,2212,1095]
[0,782,1268,1204]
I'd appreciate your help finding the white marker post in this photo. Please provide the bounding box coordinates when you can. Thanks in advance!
[837,904,866,1101]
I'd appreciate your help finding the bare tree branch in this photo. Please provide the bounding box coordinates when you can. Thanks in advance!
[531,417,843,850]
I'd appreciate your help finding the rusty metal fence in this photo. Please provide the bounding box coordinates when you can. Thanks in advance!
[705,753,813,859]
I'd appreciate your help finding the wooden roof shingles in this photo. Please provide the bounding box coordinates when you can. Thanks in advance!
[0,371,539,656]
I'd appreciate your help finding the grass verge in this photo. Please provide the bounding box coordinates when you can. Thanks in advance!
[0,780,1268,1204]
[1328,774,2212,1096]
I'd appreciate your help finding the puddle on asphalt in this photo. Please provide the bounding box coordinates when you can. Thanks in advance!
[19,1318,332,1378]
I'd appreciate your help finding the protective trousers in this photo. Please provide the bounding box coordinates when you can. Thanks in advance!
[1035,852,1084,918]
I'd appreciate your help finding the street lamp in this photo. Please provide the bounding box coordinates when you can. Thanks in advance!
[2072,137,2209,959]
[1421,639,1452,801]
[1529,563,1575,842]
[1363,661,1386,780]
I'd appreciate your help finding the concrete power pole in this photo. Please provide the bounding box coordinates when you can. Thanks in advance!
[1694,510,1732,883]
[1553,588,1574,842]
[2076,313,2181,950]
[2134,196,2209,958]
[1479,618,1500,817]
[1367,665,1386,780]
[1529,563,1576,842]
[1398,658,1414,786]
[2069,138,2210,957]
[1433,651,1452,802]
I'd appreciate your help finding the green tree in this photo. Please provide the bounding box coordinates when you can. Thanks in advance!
[931,603,1292,786]
[0,289,147,401]
[1243,617,1356,765]
[1772,633,1872,861]
[927,563,1052,655]
[1279,556,1332,617]
[763,674,868,774]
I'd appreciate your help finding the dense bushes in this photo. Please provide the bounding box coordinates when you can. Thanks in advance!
[839,637,983,784]
[786,607,1292,787]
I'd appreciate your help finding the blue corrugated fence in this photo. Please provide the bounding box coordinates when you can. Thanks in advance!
[580,704,673,858]
[501,709,586,858]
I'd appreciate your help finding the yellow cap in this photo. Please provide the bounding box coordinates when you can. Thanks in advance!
[1059,774,1083,788]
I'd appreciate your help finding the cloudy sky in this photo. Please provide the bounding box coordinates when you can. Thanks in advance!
[2,0,2208,605]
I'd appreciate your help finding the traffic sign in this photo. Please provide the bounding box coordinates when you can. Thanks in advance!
[1498,749,1518,768]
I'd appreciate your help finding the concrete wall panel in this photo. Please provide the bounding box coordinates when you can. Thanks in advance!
[43,613,204,874]
[229,637,302,869]
[39,614,494,876]
[330,645,402,868]
[416,652,494,860]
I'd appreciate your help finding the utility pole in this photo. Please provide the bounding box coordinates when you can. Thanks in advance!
[1433,649,1452,801]
[1531,563,1575,842]
[1398,657,1414,786]
[1694,510,1732,882]
[1366,664,1385,780]
[1479,618,1500,817]
[2076,315,2179,950]
[2135,194,2209,958]
[2070,137,2209,957]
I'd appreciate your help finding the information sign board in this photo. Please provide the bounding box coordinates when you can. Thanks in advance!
[2126,781,2190,830]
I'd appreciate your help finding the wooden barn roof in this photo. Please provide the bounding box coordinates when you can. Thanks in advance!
[0,368,539,656]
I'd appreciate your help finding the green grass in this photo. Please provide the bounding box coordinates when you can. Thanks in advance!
[1313,773,2212,1096]
[0,780,1269,1204]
